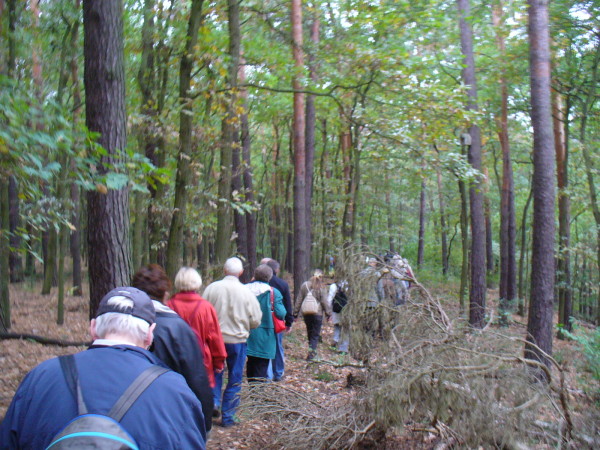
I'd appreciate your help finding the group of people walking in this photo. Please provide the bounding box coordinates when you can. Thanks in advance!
[1,252,412,449]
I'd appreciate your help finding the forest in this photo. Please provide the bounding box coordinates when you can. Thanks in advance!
[0,0,599,447]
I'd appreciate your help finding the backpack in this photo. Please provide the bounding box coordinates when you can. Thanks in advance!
[300,285,320,315]
[332,284,348,313]
[46,355,169,450]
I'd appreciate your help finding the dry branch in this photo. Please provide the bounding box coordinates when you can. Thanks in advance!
[0,332,90,347]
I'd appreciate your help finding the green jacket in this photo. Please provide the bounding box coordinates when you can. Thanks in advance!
[245,281,286,359]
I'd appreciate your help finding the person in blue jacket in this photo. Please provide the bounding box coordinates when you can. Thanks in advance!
[0,286,206,450]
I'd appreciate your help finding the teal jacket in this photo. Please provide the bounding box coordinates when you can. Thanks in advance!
[245,281,286,359]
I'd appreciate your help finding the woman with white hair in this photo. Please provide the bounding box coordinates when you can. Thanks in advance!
[293,269,332,360]
[168,267,227,389]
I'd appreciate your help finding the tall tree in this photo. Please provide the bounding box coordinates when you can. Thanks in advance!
[214,0,240,267]
[493,0,517,312]
[578,42,600,325]
[83,0,131,316]
[305,8,319,267]
[524,0,556,372]
[70,0,83,296]
[229,0,248,275]
[165,0,204,278]
[0,0,18,331]
[553,91,571,335]
[457,0,486,328]
[292,0,309,296]
[417,179,426,268]
[239,62,257,276]
[436,167,448,275]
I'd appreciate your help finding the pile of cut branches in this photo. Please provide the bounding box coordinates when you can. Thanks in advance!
[241,248,594,448]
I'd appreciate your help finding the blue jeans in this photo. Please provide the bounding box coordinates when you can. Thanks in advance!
[213,343,246,425]
[267,333,285,380]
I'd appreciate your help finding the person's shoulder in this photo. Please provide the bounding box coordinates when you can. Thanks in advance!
[18,356,62,385]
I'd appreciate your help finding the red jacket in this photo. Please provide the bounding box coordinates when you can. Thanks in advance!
[168,292,227,387]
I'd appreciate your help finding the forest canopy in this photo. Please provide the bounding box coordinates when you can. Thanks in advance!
[0,0,598,350]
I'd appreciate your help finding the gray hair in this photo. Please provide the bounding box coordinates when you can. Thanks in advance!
[254,264,273,282]
[266,259,280,274]
[174,267,202,292]
[94,296,150,344]
[223,257,244,276]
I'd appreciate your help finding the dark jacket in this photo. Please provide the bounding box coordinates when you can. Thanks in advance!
[151,302,214,432]
[0,345,206,450]
[269,274,293,326]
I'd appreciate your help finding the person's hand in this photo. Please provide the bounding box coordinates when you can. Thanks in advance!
[285,325,292,333]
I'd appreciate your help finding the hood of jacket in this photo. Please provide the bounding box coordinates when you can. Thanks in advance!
[245,281,271,297]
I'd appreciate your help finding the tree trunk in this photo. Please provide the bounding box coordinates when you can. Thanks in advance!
[232,128,249,279]
[484,168,494,289]
[215,0,241,267]
[458,175,469,314]
[165,0,204,278]
[240,67,257,277]
[436,169,448,275]
[493,1,517,311]
[0,178,10,331]
[305,12,319,268]
[518,181,533,316]
[8,176,23,282]
[553,91,572,336]
[292,0,309,297]
[83,0,132,316]
[229,2,248,277]
[524,0,556,373]
[457,0,486,328]
[578,42,600,325]
[70,1,83,296]
[417,179,426,268]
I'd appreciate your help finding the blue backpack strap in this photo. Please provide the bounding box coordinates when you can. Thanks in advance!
[59,355,88,415]
[108,365,169,422]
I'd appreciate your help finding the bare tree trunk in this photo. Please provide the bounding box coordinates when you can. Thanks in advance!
[84,0,132,316]
[292,0,308,296]
[8,176,23,282]
[165,0,204,278]
[578,42,600,325]
[493,1,517,311]
[457,0,486,328]
[70,0,83,296]
[0,178,10,331]
[518,181,533,316]
[483,168,494,289]
[417,179,426,268]
[524,0,556,373]
[433,169,448,275]
[458,173,469,314]
[239,63,257,277]
[553,91,572,336]
[304,12,319,268]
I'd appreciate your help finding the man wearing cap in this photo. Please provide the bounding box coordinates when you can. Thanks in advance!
[203,257,262,427]
[0,287,207,449]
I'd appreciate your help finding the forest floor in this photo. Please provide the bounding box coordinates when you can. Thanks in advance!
[1,278,598,449]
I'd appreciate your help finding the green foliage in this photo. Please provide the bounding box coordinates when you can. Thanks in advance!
[314,370,335,383]
[562,322,600,387]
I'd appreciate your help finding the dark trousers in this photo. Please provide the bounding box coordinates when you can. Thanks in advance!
[246,356,270,382]
[303,314,323,351]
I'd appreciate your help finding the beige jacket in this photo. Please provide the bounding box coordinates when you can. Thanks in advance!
[203,275,262,344]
